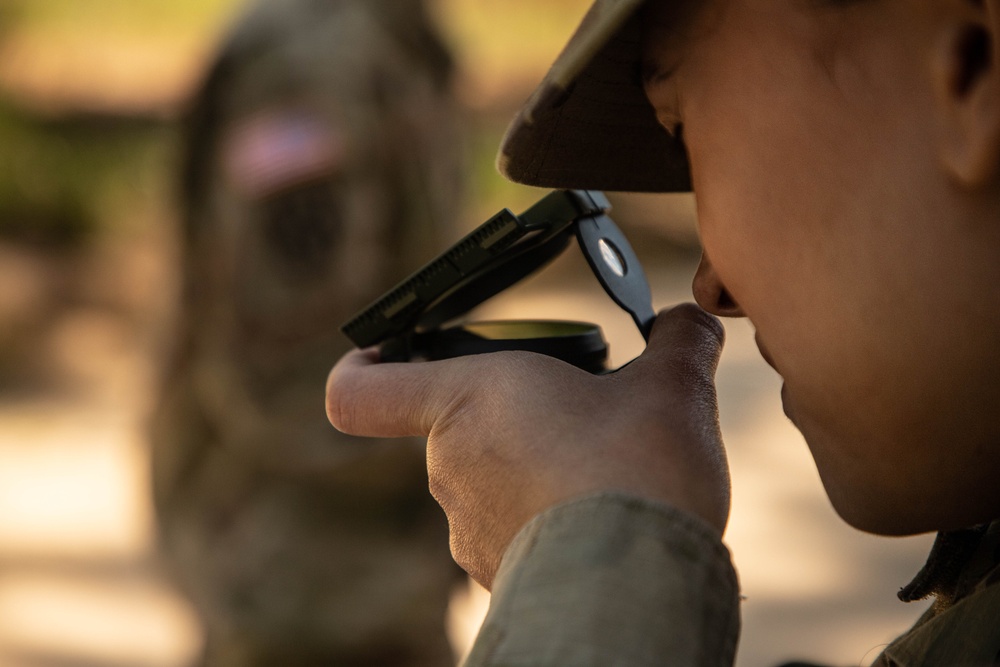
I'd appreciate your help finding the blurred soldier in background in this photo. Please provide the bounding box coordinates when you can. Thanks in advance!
[150,0,464,664]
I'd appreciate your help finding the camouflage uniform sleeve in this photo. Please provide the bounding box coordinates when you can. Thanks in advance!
[464,492,741,666]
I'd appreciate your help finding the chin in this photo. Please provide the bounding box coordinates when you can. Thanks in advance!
[819,464,1000,537]
[797,402,1000,536]
[824,487,934,536]
[798,423,940,536]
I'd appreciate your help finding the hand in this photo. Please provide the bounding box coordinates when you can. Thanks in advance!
[326,303,730,589]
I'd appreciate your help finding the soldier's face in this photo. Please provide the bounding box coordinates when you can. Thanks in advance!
[642,0,1000,534]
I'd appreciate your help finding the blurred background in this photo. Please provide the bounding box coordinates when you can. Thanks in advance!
[0,1,936,666]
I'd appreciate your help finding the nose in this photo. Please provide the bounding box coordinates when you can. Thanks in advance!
[692,252,745,318]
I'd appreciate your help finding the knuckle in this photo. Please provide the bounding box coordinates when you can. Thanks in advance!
[426,459,463,516]
[426,464,448,504]
[448,530,465,567]
[449,543,476,583]
[448,527,493,590]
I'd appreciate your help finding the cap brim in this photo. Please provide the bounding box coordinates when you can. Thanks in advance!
[497,0,691,193]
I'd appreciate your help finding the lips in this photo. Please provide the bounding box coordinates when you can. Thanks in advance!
[755,333,797,424]
[779,382,796,424]
[754,332,778,371]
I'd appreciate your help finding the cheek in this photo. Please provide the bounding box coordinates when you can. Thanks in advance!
[683,39,904,412]
[678,7,1000,531]
[691,133,916,477]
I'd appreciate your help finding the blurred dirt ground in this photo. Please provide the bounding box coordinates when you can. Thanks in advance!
[0,226,199,667]
[0,2,938,666]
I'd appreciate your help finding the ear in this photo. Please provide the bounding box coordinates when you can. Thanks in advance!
[932,0,1000,187]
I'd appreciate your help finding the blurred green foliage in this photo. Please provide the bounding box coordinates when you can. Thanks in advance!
[0,0,591,244]
[0,0,242,247]
[0,103,171,246]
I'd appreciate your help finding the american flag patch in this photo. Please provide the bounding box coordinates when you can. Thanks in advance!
[223,110,345,198]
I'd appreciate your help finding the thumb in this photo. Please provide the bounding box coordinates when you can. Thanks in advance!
[645,302,725,367]
[622,303,726,395]
[612,304,731,533]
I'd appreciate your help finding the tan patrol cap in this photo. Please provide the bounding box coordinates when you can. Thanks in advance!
[497,0,690,193]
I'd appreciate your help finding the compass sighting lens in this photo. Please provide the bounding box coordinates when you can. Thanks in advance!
[598,238,626,277]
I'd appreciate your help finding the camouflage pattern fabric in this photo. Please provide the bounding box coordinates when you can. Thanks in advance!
[150,1,464,664]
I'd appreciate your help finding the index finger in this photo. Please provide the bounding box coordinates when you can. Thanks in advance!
[325,348,471,438]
